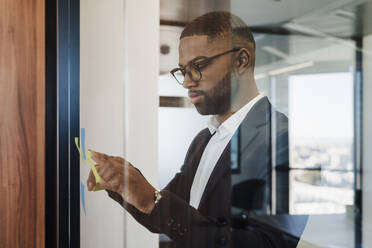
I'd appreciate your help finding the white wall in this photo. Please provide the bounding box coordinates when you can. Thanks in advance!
[158,107,208,188]
[80,0,159,247]
[80,0,125,247]
[123,0,159,247]
[363,34,372,248]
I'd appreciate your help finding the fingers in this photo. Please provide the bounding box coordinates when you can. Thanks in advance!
[110,156,124,163]
[86,151,127,194]
[89,149,107,158]
[87,165,110,190]
[87,169,97,191]
[89,150,126,165]
[87,162,123,192]
[99,161,117,182]
[89,149,109,163]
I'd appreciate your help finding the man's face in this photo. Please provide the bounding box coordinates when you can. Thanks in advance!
[179,35,237,115]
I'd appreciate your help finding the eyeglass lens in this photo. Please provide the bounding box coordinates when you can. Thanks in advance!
[173,64,202,85]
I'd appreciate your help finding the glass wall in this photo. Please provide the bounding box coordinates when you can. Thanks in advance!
[158,1,365,248]
[75,0,372,247]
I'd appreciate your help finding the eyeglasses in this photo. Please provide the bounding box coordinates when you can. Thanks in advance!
[170,48,241,85]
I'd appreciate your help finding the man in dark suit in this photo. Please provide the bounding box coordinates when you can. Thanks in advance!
[88,11,294,248]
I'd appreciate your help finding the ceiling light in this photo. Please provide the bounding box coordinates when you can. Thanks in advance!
[262,46,289,60]
[268,61,314,76]
[255,73,268,80]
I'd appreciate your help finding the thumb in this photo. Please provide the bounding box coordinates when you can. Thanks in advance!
[89,149,108,163]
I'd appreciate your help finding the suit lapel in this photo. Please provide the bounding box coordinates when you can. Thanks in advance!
[239,97,271,152]
[197,142,231,209]
[188,129,216,176]
[197,97,271,209]
[183,129,215,203]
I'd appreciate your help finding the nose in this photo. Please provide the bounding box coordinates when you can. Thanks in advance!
[182,73,198,89]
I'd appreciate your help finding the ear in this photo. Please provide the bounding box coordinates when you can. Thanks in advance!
[234,48,250,74]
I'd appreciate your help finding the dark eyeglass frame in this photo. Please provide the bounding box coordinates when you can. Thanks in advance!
[170,47,241,85]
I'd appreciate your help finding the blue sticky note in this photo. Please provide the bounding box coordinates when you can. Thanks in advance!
[81,182,86,215]
[81,128,87,160]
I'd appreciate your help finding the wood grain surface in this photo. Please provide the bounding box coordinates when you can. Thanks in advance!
[0,0,45,247]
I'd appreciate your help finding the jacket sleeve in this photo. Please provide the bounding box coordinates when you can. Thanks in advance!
[106,129,229,247]
[122,190,228,247]
[107,189,278,248]
[105,127,281,247]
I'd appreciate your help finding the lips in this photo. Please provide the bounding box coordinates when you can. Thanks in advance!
[188,92,204,104]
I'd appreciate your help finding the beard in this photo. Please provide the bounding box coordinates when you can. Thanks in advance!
[194,71,236,115]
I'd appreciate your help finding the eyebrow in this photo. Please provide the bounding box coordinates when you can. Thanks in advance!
[178,56,208,67]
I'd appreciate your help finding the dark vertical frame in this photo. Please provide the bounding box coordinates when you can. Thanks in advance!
[45,0,57,247]
[57,0,81,247]
[46,0,80,247]
[353,37,363,248]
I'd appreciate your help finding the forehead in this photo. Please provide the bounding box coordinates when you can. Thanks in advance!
[178,35,230,65]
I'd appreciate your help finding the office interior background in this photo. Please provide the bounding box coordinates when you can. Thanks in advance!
[1,0,372,247]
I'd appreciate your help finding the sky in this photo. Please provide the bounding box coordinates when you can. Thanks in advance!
[289,72,354,140]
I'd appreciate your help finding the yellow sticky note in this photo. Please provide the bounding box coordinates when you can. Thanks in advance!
[75,137,84,160]
[87,150,105,191]
[74,137,105,191]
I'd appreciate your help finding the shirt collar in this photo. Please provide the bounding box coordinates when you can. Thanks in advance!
[207,93,265,138]
[207,115,220,134]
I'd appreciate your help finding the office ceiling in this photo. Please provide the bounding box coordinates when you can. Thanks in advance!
[160,0,372,37]
[161,0,356,27]
[159,0,372,74]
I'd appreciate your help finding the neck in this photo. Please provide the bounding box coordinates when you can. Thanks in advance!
[216,78,259,124]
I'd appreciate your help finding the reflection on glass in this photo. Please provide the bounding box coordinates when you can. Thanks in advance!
[156,1,362,246]
[289,73,354,215]
[79,0,369,247]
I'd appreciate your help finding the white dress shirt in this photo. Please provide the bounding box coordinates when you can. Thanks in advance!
[189,93,264,209]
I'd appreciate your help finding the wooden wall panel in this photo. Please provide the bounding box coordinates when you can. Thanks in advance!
[0,0,45,247]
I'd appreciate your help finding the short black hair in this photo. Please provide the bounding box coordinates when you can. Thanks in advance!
[180,11,256,67]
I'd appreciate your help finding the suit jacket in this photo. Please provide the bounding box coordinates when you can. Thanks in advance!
[108,97,294,248]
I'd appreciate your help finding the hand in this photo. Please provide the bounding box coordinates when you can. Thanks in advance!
[87,150,156,214]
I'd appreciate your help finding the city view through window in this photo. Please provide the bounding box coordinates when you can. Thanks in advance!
[289,72,354,214]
